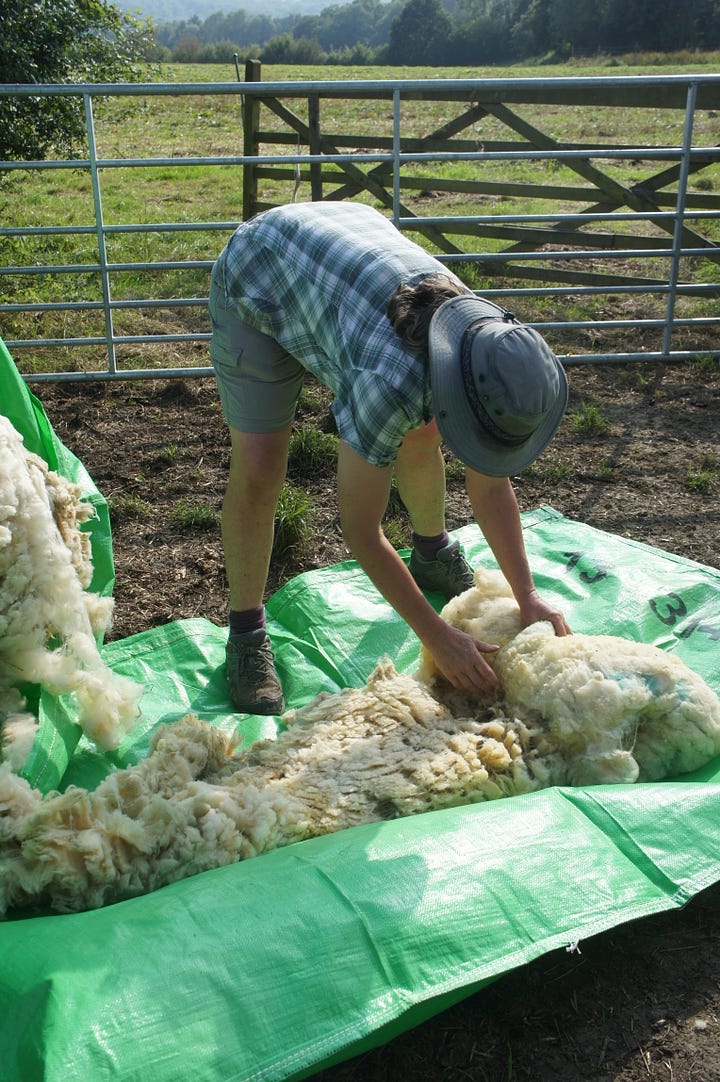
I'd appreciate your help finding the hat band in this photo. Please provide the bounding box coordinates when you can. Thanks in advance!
[460,321,528,447]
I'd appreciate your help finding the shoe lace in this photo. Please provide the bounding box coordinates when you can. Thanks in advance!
[242,640,273,672]
[445,546,473,585]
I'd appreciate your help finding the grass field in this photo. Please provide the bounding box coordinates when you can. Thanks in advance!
[2,55,719,373]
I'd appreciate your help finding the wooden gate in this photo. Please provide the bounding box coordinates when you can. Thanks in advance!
[242,63,720,296]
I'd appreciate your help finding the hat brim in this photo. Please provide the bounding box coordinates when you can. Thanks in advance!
[428,296,568,477]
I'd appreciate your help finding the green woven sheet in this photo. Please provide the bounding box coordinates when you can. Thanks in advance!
[2,339,719,1082]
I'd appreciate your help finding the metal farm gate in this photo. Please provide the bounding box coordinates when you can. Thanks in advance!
[1,71,719,380]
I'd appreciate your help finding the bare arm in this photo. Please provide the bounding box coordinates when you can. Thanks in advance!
[465,470,571,636]
[337,440,500,691]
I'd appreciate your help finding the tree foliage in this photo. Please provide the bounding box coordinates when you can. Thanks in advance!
[154,0,404,58]
[292,0,398,50]
[154,0,720,66]
[388,0,453,64]
[0,0,154,160]
[4,0,720,110]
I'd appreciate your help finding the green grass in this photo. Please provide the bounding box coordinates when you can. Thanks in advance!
[288,427,338,475]
[693,354,720,374]
[152,442,180,466]
[686,455,719,494]
[168,497,219,528]
[567,402,611,435]
[3,55,720,373]
[529,460,574,482]
[273,481,314,561]
[381,479,412,550]
[108,493,153,522]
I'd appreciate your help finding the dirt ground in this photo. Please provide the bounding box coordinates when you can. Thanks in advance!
[37,354,720,1082]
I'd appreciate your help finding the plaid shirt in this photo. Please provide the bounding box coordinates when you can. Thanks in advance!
[217,202,463,466]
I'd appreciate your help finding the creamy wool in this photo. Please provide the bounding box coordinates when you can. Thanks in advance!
[2,568,719,916]
[0,417,143,757]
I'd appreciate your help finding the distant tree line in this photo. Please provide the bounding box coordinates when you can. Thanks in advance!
[151,0,720,66]
[3,0,719,162]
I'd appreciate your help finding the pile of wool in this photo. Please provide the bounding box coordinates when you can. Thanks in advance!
[417,568,720,785]
[1,565,718,916]
[0,416,144,761]
[0,663,550,914]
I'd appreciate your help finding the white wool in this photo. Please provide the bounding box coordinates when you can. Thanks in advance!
[1,569,719,916]
[0,665,545,914]
[419,568,720,786]
[0,713,39,774]
[0,417,144,756]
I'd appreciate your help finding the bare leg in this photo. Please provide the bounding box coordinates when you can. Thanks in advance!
[393,418,446,535]
[396,419,474,598]
[221,423,293,610]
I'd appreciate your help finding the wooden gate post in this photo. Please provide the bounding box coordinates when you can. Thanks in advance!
[308,93,322,201]
[242,59,261,221]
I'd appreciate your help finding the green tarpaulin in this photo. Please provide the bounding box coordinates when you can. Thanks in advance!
[1,340,719,1082]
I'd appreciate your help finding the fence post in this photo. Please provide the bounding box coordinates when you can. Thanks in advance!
[84,92,116,375]
[242,59,261,221]
[308,94,322,200]
[663,80,698,358]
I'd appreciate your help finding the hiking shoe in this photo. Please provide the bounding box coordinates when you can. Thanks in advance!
[225,629,285,715]
[408,540,475,599]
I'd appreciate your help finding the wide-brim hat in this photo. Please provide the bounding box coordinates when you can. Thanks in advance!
[428,296,568,477]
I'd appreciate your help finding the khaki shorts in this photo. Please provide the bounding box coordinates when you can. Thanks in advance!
[209,270,305,432]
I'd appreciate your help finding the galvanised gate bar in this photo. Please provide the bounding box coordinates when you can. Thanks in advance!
[1,71,719,380]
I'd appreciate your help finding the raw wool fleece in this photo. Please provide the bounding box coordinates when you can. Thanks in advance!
[0,666,540,914]
[2,567,720,915]
[417,568,720,786]
[0,417,143,757]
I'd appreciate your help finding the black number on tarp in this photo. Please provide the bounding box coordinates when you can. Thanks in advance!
[650,593,720,640]
[563,551,609,584]
[563,554,720,641]
[649,592,688,626]
[678,619,720,641]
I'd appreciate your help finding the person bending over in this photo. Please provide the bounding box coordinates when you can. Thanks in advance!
[209,201,570,716]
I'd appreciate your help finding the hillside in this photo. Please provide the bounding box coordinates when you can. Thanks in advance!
[119,0,357,22]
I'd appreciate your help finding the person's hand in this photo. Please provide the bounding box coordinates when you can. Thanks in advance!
[426,625,501,694]
[519,589,572,636]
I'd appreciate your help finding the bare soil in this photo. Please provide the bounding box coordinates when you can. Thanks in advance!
[37,355,720,1082]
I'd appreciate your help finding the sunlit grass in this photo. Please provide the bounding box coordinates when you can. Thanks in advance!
[4,57,719,373]
[168,496,219,528]
[273,481,314,561]
[686,454,719,494]
[288,427,338,475]
[567,401,611,435]
[108,492,153,522]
